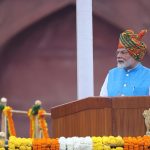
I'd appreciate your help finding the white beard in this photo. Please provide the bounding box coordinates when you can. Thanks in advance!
[117,58,133,68]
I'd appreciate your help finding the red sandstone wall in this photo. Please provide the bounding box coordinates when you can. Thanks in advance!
[0,5,149,137]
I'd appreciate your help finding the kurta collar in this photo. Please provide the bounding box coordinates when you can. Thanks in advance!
[125,63,142,73]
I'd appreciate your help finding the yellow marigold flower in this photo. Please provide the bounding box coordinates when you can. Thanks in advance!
[103,136,109,145]
[116,136,124,146]
[109,136,116,145]
[103,145,111,150]
[116,147,123,150]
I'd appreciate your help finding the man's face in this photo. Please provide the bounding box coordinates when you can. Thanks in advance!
[116,48,138,69]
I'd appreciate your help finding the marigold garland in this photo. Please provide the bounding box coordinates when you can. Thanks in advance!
[28,108,35,138]
[0,140,5,150]
[59,136,93,150]
[8,136,32,149]
[32,138,59,150]
[3,106,16,136]
[6,135,150,149]
[28,101,41,138]
[92,136,103,150]
[91,136,124,150]
[38,109,49,138]
[123,136,150,150]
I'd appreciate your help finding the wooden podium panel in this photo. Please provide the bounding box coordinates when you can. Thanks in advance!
[51,97,112,138]
[51,96,150,137]
[112,96,150,136]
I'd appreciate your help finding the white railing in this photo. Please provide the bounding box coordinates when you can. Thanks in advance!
[0,97,51,141]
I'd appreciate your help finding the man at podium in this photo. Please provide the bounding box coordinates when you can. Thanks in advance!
[100,29,150,97]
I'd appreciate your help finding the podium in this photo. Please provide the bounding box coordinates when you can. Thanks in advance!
[51,96,150,137]
[112,96,150,136]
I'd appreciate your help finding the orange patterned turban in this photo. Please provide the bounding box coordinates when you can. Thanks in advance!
[118,29,147,61]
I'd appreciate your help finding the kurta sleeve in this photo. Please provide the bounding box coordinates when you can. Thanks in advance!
[100,74,109,96]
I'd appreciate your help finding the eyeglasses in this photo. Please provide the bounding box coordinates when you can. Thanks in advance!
[116,50,129,55]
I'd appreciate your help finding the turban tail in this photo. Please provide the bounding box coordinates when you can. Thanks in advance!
[118,29,147,61]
